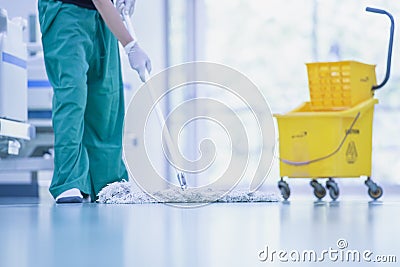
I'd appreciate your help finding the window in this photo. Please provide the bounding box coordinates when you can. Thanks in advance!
[167,0,400,187]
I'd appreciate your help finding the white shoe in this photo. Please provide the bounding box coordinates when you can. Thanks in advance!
[56,188,83,203]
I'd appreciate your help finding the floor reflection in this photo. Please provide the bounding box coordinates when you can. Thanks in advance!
[0,195,398,267]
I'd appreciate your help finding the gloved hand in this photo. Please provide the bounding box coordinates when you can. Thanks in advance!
[116,0,136,16]
[125,42,152,82]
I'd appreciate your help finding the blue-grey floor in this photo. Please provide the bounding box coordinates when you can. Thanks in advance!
[0,185,399,267]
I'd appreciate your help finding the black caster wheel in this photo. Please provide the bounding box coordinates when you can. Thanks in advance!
[310,180,326,200]
[326,178,339,201]
[278,179,290,200]
[368,187,383,200]
[365,177,383,200]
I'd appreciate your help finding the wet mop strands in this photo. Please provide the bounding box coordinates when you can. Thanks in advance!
[97,181,280,204]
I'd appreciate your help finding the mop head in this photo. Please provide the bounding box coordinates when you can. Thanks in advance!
[97,181,280,204]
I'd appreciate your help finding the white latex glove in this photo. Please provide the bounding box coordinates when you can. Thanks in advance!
[125,41,152,82]
[116,0,136,16]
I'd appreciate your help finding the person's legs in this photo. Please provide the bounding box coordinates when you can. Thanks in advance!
[39,0,97,199]
[84,14,128,200]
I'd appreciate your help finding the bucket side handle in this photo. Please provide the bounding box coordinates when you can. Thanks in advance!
[366,7,395,90]
[280,112,360,166]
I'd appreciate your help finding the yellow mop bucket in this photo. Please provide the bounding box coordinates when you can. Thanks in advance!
[275,7,394,201]
[275,98,377,178]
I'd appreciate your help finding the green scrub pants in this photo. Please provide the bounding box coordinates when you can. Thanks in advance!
[38,0,128,201]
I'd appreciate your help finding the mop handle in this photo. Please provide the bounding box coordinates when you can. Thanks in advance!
[122,11,187,189]
[143,71,182,177]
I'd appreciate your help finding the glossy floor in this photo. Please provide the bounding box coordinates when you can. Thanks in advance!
[0,186,399,267]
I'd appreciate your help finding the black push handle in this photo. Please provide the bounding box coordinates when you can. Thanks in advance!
[366,7,395,90]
